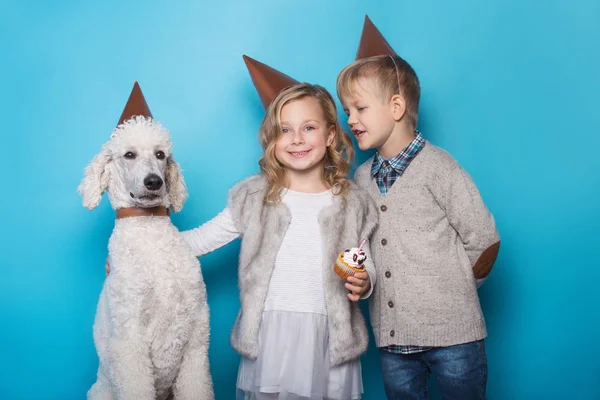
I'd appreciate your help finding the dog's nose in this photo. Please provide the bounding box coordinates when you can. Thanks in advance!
[144,174,163,191]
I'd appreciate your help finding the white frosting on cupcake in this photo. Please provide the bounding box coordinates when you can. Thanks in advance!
[341,247,366,267]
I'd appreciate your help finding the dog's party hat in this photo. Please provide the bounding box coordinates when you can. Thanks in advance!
[356,15,397,59]
[243,55,299,109]
[117,81,153,126]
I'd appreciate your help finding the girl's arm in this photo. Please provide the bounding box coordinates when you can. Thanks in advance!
[346,240,377,301]
[180,207,241,258]
[360,239,376,299]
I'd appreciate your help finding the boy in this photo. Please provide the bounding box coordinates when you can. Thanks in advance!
[336,28,500,400]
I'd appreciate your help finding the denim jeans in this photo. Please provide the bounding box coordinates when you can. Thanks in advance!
[379,340,487,400]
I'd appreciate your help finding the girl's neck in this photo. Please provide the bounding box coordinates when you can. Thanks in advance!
[285,167,329,193]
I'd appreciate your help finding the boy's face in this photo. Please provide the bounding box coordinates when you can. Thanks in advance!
[341,78,396,151]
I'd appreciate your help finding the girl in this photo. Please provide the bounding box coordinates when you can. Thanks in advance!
[111,83,379,399]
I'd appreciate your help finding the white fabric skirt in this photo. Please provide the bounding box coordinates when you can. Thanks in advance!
[236,310,363,400]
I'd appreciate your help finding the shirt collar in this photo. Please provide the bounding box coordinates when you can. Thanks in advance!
[371,131,426,177]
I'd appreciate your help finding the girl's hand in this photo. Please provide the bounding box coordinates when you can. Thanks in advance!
[105,257,110,277]
[345,271,370,302]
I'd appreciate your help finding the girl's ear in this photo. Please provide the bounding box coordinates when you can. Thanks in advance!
[326,124,336,147]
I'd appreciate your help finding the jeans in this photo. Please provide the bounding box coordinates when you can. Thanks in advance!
[379,340,487,400]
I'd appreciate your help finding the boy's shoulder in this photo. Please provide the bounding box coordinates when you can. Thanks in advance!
[419,142,460,173]
[354,156,375,186]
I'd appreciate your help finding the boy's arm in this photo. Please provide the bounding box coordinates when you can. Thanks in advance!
[440,166,500,287]
[180,207,241,258]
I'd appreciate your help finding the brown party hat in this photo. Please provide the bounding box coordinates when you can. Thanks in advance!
[117,81,153,126]
[243,55,299,109]
[356,15,397,59]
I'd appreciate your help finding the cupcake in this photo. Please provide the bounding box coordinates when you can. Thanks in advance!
[334,240,367,279]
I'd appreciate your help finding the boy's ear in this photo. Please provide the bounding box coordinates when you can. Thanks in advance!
[390,94,407,122]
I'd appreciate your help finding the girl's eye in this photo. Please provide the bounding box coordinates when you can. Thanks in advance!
[156,151,165,160]
[304,126,315,132]
[357,107,366,112]
[282,128,290,134]
[124,152,136,159]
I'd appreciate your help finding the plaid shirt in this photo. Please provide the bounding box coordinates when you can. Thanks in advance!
[372,131,431,355]
[371,131,426,195]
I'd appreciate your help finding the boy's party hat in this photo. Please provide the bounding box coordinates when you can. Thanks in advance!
[356,15,397,59]
[243,55,299,109]
[117,81,153,126]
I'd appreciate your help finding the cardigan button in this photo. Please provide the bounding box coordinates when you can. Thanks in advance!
[388,301,394,308]
[380,205,387,212]
[390,330,395,337]
[381,238,388,246]
[385,271,391,278]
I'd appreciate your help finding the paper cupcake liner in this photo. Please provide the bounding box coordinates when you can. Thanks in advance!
[333,256,365,279]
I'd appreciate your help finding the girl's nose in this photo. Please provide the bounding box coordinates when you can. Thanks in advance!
[291,130,304,144]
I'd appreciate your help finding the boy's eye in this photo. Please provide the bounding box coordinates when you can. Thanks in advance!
[343,109,349,116]
[281,128,290,134]
[304,126,315,132]
[357,107,366,112]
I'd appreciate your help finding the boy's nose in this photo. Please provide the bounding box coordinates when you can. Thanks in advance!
[347,112,358,126]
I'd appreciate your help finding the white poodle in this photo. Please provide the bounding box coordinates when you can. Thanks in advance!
[79,116,213,400]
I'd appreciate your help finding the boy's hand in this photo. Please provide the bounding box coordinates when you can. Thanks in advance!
[346,271,370,302]
[105,257,110,277]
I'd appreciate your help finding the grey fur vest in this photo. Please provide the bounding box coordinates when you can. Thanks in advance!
[226,175,378,366]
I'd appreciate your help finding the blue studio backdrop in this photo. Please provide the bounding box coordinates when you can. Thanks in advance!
[1,0,599,399]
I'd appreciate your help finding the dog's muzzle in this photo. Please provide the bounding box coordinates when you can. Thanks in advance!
[144,174,163,191]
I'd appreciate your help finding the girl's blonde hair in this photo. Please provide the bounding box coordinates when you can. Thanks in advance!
[258,83,354,203]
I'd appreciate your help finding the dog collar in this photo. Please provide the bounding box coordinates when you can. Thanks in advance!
[116,206,171,219]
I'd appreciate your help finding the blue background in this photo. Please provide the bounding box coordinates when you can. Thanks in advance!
[1,0,599,398]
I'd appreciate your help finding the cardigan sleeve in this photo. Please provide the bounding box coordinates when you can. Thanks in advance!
[438,165,500,285]
[357,188,379,299]
[359,239,376,299]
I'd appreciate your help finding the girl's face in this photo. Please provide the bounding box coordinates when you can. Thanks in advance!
[275,97,335,177]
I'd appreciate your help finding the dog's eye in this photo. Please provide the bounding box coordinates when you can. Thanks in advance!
[124,152,136,159]
[156,151,165,160]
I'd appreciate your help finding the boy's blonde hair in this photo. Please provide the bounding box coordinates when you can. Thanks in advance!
[337,54,420,127]
[258,83,354,204]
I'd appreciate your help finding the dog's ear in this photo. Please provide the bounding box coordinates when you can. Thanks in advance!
[78,144,111,210]
[166,157,188,212]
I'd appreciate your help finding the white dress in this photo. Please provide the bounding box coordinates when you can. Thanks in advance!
[182,189,366,400]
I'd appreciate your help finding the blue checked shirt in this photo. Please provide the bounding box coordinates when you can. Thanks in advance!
[371,131,426,196]
[371,131,431,355]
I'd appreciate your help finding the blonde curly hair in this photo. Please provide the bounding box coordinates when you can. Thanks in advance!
[258,83,354,203]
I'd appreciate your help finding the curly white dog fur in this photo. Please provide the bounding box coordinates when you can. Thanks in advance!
[79,116,213,400]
